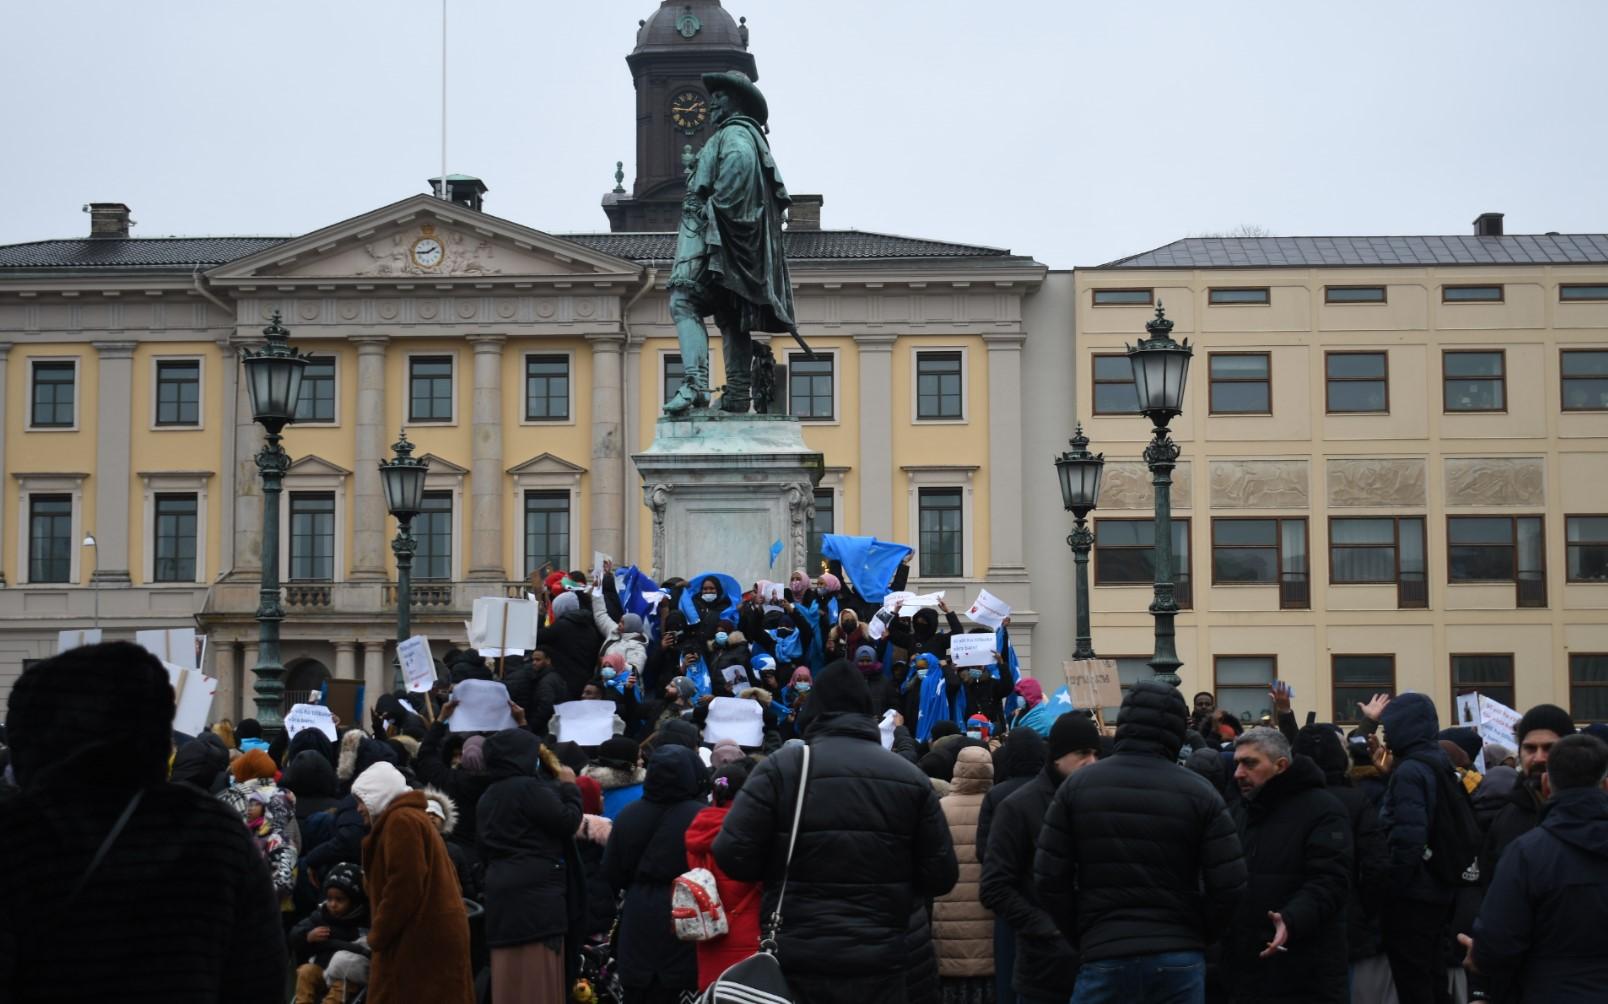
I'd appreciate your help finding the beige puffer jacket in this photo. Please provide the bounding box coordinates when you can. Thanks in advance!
[934,744,995,977]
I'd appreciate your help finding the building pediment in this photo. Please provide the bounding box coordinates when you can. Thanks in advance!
[286,455,352,477]
[419,453,470,476]
[207,194,641,286]
[507,453,588,477]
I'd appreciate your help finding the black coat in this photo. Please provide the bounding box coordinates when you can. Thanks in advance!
[1377,693,1457,904]
[1033,684,1246,963]
[1325,776,1390,961]
[282,749,340,820]
[602,745,705,990]
[301,794,367,877]
[540,608,604,698]
[712,711,959,977]
[1480,778,1544,879]
[980,764,1078,1001]
[505,664,572,738]
[413,721,494,849]
[288,901,370,968]
[977,728,1047,866]
[475,729,584,948]
[1224,756,1353,1002]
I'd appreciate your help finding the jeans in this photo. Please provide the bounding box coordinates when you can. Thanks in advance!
[1071,951,1205,1004]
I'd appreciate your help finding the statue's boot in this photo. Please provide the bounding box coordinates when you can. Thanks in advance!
[716,323,754,413]
[664,300,712,415]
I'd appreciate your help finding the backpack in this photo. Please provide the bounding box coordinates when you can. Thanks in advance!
[1420,757,1482,886]
[672,867,729,942]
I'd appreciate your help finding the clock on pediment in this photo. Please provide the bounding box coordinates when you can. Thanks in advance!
[410,224,445,270]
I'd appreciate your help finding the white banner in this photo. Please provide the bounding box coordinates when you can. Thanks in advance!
[285,703,338,740]
[56,628,102,653]
[949,632,999,668]
[964,589,1011,629]
[703,696,764,747]
[448,679,519,732]
[469,597,540,657]
[397,636,437,693]
[136,628,199,672]
[553,700,615,746]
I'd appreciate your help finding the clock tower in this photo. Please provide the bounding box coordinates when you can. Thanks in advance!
[604,2,758,232]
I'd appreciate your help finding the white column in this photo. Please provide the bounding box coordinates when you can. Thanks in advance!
[468,335,506,580]
[587,332,626,560]
[91,341,137,582]
[362,640,388,714]
[0,342,9,585]
[984,332,1028,577]
[350,336,389,580]
[334,640,358,680]
[855,334,897,537]
[212,640,240,724]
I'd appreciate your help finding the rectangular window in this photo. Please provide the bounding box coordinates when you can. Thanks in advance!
[1208,287,1270,305]
[30,361,76,428]
[523,491,570,578]
[788,353,834,420]
[1215,656,1277,727]
[1092,517,1192,608]
[27,494,72,583]
[1325,352,1389,413]
[1443,285,1504,302]
[1448,515,1546,606]
[917,487,963,577]
[408,356,454,422]
[1092,353,1138,414]
[289,493,336,582]
[1333,655,1395,724]
[154,360,201,427]
[1092,288,1154,306]
[1211,518,1309,607]
[1102,656,1157,722]
[1330,516,1427,607]
[1561,285,1608,301]
[415,491,452,580]
[1452,654,1516,711]
[152,493,198,583]
[915,351,964,420]
[1567,515,1608,582]
[808,489,834,572]
[1444,351,1506,412]
[1570,654,1608,721]
[1325,285,1387,303]
[1561,350,1608,412]
[523,355,570,421]
[662,354,685,405]
[1208,353,1271,414]
[294,355,336,423]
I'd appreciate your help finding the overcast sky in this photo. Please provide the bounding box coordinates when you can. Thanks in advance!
[4,0,1605,268]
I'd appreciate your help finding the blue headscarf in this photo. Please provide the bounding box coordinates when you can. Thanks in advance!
[679,572,742,626]
[768,624,804,664]
[909,653,965,742]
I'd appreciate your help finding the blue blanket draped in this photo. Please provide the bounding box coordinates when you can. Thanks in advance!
[820,535,913,605]
[678,572,743,626]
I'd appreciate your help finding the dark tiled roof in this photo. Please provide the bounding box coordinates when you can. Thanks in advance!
[0,237,288,269]
[561,229,1011,263]
[1100,234,1608,269]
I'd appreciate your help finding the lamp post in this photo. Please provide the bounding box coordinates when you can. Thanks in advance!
[82,534,99,631]
[1055,424,1104,660]
[1126,303,1193,688]
[379,428,428,691]
[241,311,310,738]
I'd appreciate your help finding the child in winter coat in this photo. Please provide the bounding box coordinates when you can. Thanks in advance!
[683,760,762,990]
[288,862,371,1004]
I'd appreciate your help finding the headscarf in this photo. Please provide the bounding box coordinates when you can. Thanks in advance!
[818,572,841,594]
[459,735,486,771]
[1014,677,1044,706]
[551,591,581,617]
[351,761,410,817]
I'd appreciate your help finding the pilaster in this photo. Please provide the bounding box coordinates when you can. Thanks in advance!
[350,336,390,580]
[90,341,136,582]
[854,334,897,537]
[984,331,1029,579]
[467,335,507,580]
[361,640,388,715]
[587,332,627,560]
[213,641,239,724]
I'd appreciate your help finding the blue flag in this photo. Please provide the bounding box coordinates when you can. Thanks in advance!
[618,565,662,619]
[820,534,913,605]
[769,540,784,568]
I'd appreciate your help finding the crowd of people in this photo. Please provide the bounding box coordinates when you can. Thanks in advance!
[1,561,1606,1004]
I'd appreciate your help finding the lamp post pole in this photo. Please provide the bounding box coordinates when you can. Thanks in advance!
[1055,424,1103,662]
[380,429,428,693]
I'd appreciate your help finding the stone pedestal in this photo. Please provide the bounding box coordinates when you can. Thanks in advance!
[633,413,823,586]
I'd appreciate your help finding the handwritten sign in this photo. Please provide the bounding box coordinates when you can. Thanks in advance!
[964,589,1011,629]
[285,703,338,740]
[136,628,199,671]
[703,696,764,747]
[397,636,437,693]
[1064,659,1123,710]
[554,700,615,745]
[949,632,999,668]
[56,628,102,653]
[469,597,540,657]
[448,679,518,732]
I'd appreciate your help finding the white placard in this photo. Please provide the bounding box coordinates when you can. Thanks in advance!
[879,708,898,750]
[964,589,1011,630]
[591,551,612,583]
[172,668,217,736]
[949,632,999,667]
[397,636,437,693]
[1477,694,1521,752]
[754,580,787,602]
[56,628,102,653]
[1455,693,1479,728]
[448,679,519,732]
[469,597,539,657]
[135,628,198,671]
[553,700,615,745]
[721,663,749,689]
[883,590,943,612]
[703,696,764,747]
[285,703,338,740]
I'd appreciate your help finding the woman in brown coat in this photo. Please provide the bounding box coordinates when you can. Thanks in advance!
[353,761,475,1004]
[934,744,995,1004]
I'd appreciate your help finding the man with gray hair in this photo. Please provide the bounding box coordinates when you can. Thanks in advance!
[1224,726,1353,1002]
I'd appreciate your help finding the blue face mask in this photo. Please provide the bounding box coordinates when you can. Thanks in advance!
[916,668,929,680]
[795,682,812,694]
[715,632,729,646]
[601,668,617,681]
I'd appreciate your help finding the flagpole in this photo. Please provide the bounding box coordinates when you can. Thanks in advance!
[440,0,448,198]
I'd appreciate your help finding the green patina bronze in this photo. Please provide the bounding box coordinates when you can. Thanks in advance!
[664,70,810,416]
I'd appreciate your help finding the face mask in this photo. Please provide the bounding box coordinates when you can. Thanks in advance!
[776,627,793,638]
[967,669,984,682]
[702,592,718,603]
[715,632,729,646]
[858,661,876,674]
[967,730,983,740]
[601,668,617,681]
[916,668,929,680]
[795,682,812,694]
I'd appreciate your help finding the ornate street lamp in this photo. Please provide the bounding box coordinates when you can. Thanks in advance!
[241,311,310,737]
[1055,424,1104,661]
[380,429,428,690]
[1126,303,1192,688]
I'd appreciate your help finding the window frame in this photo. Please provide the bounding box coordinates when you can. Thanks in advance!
[139,471,212,585]
[916,486,965,579]
[1565,514,1608,583]
[1450,653,1517,710]
[659,351,686,411]
[1560,284,1608,302]
[15,474,87,585]
[520,351,573,424]
[808,487,835,573]
[787,349,837,424]
[1327,515,1429,608]
[1324,285,1387,304]
[27,357,79,431]
[413,490,454,581]
[1207,351,1272,415]
[1210,516,1309,600]
[1442,349,1507,413]
[293,354,339,426]
[1569,653,1608,722]
[1213,654,1279,726]
[1091,352,1139,415]
[1331,654,1396,725]
[1442,284,1505,303]
[1446,515,1543,583]
[1208,287,1271,306]
[1091,288,1154,307]
[287,491,338,583]
[912,348,968,423]
[1560,348,1608,413]
[522,489,573,579]
[406,353,457,425]
[26,494,75,584]
[1324,350,1390,414]
[151,356,204,429]
[1091,516,1193,608]
[151,492,200,583]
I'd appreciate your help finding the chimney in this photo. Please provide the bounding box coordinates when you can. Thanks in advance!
[787,194,823,231]
[1473,212,1504,237]
[429,175,487,212]
[85,202,132,239]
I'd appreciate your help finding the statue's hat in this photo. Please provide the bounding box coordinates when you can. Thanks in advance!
[702,70,768,126]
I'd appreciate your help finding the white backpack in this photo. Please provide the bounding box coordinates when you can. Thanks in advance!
[672,866,729,942]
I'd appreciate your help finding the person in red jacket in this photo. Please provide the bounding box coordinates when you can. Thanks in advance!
[684,759,763,990]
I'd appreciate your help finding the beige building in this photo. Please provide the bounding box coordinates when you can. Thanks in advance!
[1071,217,1608,724]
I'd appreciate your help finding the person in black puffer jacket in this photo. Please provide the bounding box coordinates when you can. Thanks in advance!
[168,731,232,793]
[1033,679,1245,999]
[979,727,1048,864]
[503,649,572,738]
[413,718,494,851]
[713,659,959,1004]
[541,591,604,698]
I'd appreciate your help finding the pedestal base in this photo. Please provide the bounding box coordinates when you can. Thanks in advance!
[633,411,824,585]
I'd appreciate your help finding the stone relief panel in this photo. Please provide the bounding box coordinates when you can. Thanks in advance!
[1209,460,1309,509]
[1445,457,1545,507]
[357,229,504,276]
[1327,459,1427,507]
[1097,461,1192,510]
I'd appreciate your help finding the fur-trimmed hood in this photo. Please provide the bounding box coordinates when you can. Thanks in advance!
[336,729,364,783]
[739,686,773,706]
[420,785,459,837]
[581,762,647,792]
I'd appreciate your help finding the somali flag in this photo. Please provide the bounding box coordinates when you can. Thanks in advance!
[820,535,913,605]
[996,626,1023,715]
[684,654,712,699]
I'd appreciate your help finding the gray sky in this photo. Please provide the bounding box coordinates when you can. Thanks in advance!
[4,0,1606,268]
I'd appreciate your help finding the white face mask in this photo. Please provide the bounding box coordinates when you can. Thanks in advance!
[916,668,929,680]
[967,730,984,740]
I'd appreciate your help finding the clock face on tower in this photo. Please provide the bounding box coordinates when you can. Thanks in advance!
[670,89,709,133]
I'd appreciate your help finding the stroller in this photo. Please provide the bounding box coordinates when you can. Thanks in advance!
[342,899,490,1004]
[572,936,625,1004]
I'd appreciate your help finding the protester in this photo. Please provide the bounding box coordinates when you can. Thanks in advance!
[170,730,233,793]
[714,659,960,1004]
[0,642,286,1001]
[977,726,1048,865]
[288,861,370,1004]
[1005,677,1057,738]
[585,735,647,819]
[1034,679,1246,1003]
[541,588,605,696]
[351,760,474,1003]
[415,705,496,850]
[683,759,762,991]
[1482,703,1576,874]
[505,647,572,736]
[219,746,300,900]
[936,744,997,1002]
[573,775,618,941]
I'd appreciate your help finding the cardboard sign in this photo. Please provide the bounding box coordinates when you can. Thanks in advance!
[949,632,999,668]
[171,667,217,736]
[136,628,199,672]
[285,703,338,740]
[397,635,437,693]
[703,696,764,747]
[56,628,102,653]
[469,597,540,657]
[448,679,518,732]
[1476,693,1521,751]
[553,700,615,746]
[964,589,1011,630]
[1064,659,1123,710]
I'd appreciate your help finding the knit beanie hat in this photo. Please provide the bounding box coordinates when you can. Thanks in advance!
[552,591,581,617]
[620,613,646,635]
[1515,703,1576,744]
[575,774,604,815]
[351,761,410,817]
[458,735,486,771]
[323,861,366,907]
[231,747,279,784]
[236,718,263,741]
[1482,742,1514,766]
[1438,726,1484,764]
[710,737,746,767]
[596,736,642,770]
[1049,712,1101,760]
